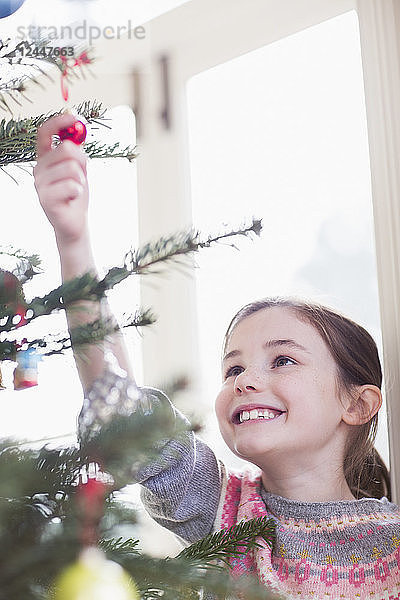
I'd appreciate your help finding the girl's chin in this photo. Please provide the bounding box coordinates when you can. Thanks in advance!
[232,440,272,461]
[220,429,280,462]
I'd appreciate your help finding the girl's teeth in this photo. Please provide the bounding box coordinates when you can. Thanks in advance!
[238,409,281,422]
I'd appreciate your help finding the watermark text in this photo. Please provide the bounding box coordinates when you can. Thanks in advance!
[17,20,146,46]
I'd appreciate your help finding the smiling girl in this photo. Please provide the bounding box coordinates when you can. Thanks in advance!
[35,116,400,599]
[217,300,386,503]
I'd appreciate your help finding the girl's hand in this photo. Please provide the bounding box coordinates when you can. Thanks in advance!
[34,114,89,248]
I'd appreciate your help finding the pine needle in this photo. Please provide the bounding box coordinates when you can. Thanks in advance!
[99,536,140,555]
[0,220,262,359]
[178,516,276,567]
[0,38,94,111]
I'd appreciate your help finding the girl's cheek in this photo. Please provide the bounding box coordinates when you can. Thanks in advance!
[215,392,226,419]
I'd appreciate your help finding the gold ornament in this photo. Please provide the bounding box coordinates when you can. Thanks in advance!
[50,547,139,600]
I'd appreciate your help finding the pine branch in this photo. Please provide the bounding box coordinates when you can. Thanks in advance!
[83,140,138,162]
[68,310,155,349]
[0,271,100,335]
[108,517,277,598]
[122,219,263,276]
[0,417,279,600]
[0,39,94,112]
[0,245,42,282]
[119,553,279,600]
[0,100,136,167]
[99,537,140,555]
[0,410,195,598]
[178,516,276,567]
[0,219,262,341]
[15,309,156,358]
[0,441,81,500]
[80,405,192,489]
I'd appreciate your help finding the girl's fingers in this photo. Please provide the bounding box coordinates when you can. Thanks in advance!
[42,180,84,203]
[36,114,77,159]
[36,115,88,180]
[50,139,87,169]
[35,159,86,188]
[36,138,87,170]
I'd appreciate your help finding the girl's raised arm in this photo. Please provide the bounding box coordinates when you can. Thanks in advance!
[34,114,134,393]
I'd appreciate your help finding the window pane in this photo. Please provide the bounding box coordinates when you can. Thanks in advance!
[187,11,389,470]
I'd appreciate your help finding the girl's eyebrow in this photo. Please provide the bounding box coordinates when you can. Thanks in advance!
[223,339,311,363]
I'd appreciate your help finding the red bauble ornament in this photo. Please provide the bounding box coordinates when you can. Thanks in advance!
[58,121,87,145]
[77,475,107,547]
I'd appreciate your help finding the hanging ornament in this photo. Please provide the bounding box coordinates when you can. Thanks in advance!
[0,269,32,390]
[0,269,24,306]
[13,346,41,390]
[50,547,139,600]
[57,52,90,145]
[58,121,87,145]
[77,472,108,547]
[0,0,26,19]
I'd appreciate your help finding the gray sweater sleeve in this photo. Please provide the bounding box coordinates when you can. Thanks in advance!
[134,387,223,544]
[79,372,222,545]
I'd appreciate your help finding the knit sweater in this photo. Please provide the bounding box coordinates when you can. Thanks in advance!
[215,466,400,600]
[80,381,400,600]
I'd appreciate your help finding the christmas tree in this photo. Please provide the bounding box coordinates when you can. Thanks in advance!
[0,36,278,600]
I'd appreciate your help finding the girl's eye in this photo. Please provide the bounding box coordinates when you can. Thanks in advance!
[225,365,243,378]
[224,356,296,378]
[273,355,296,368]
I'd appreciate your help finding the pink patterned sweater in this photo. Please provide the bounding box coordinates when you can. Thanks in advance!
[215,466,400,600]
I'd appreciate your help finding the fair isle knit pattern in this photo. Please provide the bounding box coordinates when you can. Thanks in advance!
[214,467,400,600]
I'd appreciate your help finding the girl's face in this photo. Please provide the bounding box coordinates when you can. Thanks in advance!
[215,307,351,470]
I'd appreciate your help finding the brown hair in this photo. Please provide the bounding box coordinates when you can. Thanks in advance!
[223,296,391,501]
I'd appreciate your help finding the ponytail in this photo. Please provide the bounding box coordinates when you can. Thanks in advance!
[345,443,391,501]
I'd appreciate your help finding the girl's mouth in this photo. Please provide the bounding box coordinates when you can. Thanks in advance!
[232,407,285,424]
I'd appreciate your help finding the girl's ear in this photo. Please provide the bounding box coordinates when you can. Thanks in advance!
[342,385,382,425]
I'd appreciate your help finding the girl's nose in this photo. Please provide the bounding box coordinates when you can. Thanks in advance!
[234,369,262,394]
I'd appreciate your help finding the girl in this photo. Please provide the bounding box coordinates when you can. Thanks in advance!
[35,115,400,600]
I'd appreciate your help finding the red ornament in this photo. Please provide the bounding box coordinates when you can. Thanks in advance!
[78,477,106,510]
[15,303,27,327]
[58,121,87,145]
[77,474,108,547]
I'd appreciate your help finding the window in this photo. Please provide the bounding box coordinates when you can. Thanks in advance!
[187,11,389,469]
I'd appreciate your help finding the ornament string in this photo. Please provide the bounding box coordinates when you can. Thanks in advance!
[58,51,89,144]
[60,51,91,104]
